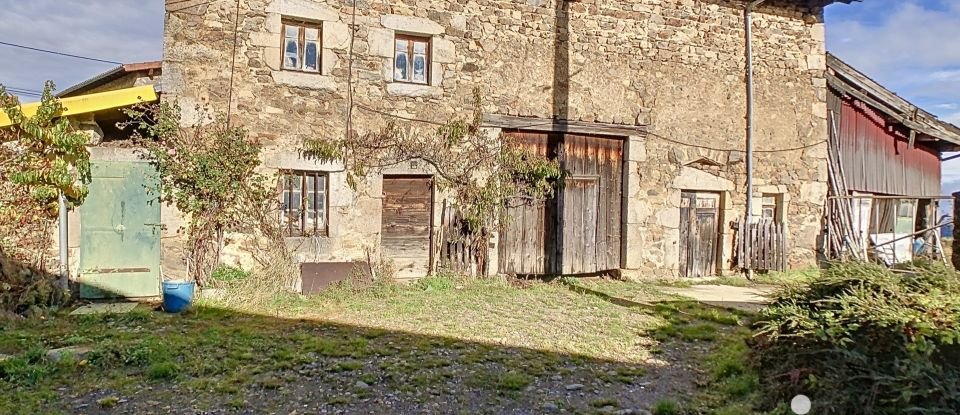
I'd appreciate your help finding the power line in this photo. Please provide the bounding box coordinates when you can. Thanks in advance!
[0,40,122,65]
[167,0,218,13]
[4,86,43,94]
[355,104,826,153]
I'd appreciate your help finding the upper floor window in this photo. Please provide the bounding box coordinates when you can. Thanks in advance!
[394,35,430,84]
[280,170,328,236]
[282,20,321,72]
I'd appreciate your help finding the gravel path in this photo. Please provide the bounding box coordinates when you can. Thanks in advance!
[56,339,711,415]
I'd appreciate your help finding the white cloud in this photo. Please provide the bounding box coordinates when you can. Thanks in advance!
[826,1,960,122]
[944,112,960,125]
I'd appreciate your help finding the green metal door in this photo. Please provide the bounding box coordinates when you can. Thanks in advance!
[79,161,161,298]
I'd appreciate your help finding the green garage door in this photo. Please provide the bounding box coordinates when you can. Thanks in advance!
[79,161,161,298]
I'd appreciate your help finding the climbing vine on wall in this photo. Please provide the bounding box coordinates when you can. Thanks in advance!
[303,89,563,232]
[123,102,274,286]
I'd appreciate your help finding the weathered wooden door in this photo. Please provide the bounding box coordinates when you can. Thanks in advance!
[381,176,433,279]
[679,191,720,278]
[79,161,161,298]
[498,131,623,275]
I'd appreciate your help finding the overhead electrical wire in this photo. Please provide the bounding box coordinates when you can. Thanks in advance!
[166,0,219,14]
[0,41,122,65]
[355,104,824,153]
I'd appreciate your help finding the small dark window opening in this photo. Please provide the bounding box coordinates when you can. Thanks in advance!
[282,20,321,73]
[761,194,781,222]
[280,170,328,236]
[394,34,431,84]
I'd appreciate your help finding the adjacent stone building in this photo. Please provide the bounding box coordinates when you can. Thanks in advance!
[161,0,838,282]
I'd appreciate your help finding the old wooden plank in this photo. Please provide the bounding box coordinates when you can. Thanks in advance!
[484,114,648,138]
[583,179,599,273]
[679,192,692,277]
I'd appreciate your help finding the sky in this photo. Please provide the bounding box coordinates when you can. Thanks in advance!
[0,0,958,188]
[824,0,960,193]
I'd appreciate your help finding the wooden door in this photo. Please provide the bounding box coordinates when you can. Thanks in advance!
[382,176,433,279]
[497,131,623,275]
[79,161,161,298]
[680,191,720,278]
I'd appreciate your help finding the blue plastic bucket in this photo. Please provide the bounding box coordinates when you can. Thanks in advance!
[162,280,196,313]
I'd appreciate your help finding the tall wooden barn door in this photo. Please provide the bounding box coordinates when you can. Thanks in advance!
[679,191,720,278]
[382,176,433,279]
[498,131,623,275]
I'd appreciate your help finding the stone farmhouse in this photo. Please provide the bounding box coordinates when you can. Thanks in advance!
[58,0,878,296]
[157,0,846,289]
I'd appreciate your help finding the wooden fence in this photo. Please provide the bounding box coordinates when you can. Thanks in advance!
[735,218,787,272]
[438,203,486,277]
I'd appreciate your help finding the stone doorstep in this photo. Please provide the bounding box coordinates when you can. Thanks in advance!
[70,302,139,315]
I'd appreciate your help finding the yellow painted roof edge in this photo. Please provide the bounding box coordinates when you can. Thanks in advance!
[0,85,158,128]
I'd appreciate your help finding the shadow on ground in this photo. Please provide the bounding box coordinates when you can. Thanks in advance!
[0,299,715,415]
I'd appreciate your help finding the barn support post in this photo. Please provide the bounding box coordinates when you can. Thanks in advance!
[58,192,69,290]
[952,192,960,269]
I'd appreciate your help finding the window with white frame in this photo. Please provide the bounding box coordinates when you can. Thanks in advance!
[282,19,321,72]
[394,34,430,84]
[761,194,782,222]
[280,171,328,236]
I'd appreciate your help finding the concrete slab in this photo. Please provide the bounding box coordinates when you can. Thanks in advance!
[70,302,139,315]
[659,285,775,311]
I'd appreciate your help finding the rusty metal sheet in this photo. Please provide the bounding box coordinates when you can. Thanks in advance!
[837,98,941,197]
[300,262,369,294]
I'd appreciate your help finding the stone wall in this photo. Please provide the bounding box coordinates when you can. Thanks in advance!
[162,0,829,278]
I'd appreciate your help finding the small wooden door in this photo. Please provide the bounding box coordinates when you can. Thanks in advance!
[381,176,433,279]
[79,161,162,298]
[679,191,720,278]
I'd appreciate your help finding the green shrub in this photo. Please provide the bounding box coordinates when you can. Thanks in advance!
[211,265,250,282]
[415,274,458,292]
[496,371,532,391]
[0,347,56,386]
[651,398,681,415]
[146,361,180,380]
[753,261,960,414]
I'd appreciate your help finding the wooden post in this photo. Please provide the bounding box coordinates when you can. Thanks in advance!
[952,192,960,269]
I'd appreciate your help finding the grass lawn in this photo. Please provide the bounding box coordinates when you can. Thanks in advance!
[0,276,758,414]
[655,267,819,289]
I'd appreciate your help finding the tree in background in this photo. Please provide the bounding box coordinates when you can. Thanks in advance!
[0,82,91,314]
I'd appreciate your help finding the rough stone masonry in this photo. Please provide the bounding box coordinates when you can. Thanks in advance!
[162,0,829,279]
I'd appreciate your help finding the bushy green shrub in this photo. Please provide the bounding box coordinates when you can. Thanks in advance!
[210,265,250,282]
[753,261,960,414]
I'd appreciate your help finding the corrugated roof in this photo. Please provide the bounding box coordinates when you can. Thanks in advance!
[58,61,162,98]
[827,53,960,148]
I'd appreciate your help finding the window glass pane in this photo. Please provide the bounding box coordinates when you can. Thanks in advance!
[304,41,319,71]
[281,175,292,210]
[284,38,299,69]
[395,51,408,81]
[413,40,427,54]
[413,54,426,83]
[304,27,319,41]
[285,25,299,37]
[395,39,407,53]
